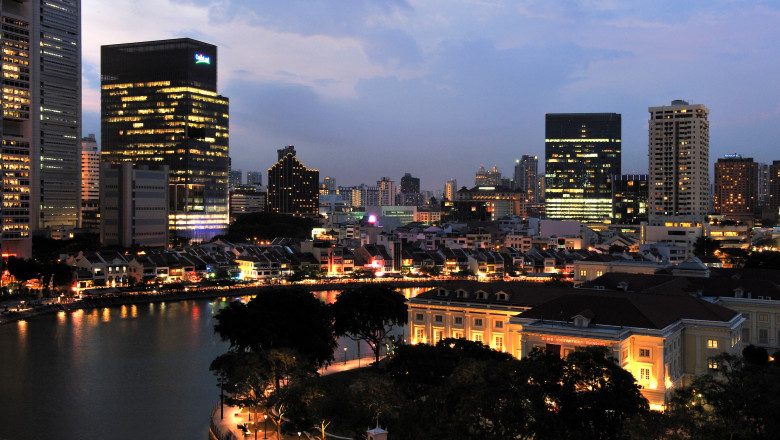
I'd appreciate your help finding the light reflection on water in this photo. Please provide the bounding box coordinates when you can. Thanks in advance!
[0,287,428,440]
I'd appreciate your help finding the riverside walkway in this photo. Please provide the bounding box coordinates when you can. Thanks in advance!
[210,355,377,440]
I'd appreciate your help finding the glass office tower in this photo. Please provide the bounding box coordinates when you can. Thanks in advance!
[545,113,621,222]
[101,38,229,243]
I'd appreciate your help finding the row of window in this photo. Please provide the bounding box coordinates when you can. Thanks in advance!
[419,313,503,328]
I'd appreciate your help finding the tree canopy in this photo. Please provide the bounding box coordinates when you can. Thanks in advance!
[213,287,336,368]
[331,285,408,364]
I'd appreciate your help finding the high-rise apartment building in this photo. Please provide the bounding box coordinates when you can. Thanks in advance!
[648,100,710,224]
[246,171,263,187]
[514,155,539,203]
[768,161,780,217]
[377,177,395,206]
[266,146,318,215]
[758,163,770,208]
[1,0,81,257]
[444,179,457,201]
[228,169,242,189]
[101,38,230,243]
[545,113,621,222]
[80,134,100,231]
[612,174,648,225]
[713,155,758,222]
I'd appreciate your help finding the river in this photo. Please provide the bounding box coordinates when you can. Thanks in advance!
[0,287,427,440]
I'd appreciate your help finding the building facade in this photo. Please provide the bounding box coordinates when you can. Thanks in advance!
[444,179,457,201]
[612,174,648,224]
[80,134,100,231]
[100,163,169,248]
[1,0,81,257]
[514,155,539,203]
[266,146,319,215]
[648,100,710,224]
[713,155,758,221]
[545,113,621,222]
[246,171,263,187]
[769,161,780,218]
[101,38,230,243]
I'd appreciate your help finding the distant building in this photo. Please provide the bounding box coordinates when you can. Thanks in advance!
[612,175,648,224]
[101,38,230,243]
[377,177,395,206]
[229,169,243,189]
[713,155,758,221]
[399,173,422,206]
[444,179,457,202]
[81,135,101,231]
[648,100,710,224]
[456,186,525,221]
[514,155,539,203]
[100,163,169,248]
[246,171,263,187]
[758,163,770,208]
[475,165,502,187]
[266,146,319,215]
[769,161,780,218]
[230,186,266,220]
[545,113,621,222]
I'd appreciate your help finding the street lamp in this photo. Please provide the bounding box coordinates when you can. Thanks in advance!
[343,347,348,365]
[263,414,268,439]
[298,431,302,440]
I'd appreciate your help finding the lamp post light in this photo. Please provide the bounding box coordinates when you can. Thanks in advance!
[343,347,348,365]
[297,431,302,440]
[263,414,268,439]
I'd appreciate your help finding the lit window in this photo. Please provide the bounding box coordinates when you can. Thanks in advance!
[640,368,651,381]
[707,339,718,349]
[495,336,504,351]
[473,333,483,343]
[708,358,718,370]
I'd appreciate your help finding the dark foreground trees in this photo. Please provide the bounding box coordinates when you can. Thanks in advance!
[331,285,408,365]
[661,345,780,440]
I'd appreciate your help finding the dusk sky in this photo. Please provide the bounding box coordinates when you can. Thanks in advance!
[82,0,780,193]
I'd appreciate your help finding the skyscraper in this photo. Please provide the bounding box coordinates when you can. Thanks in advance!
[266,146,318,215]
[648,100,710,224]
[377,177,395,206]
[713,155,757,222]
[80,134,100,231]
[474,165,502,186]
[229,169,242,189]
[1,0,81,257]
[758,162,770,208]
[612,175,648,225]
[768,161,780,218]
[545,113,621,222]
[400,172,422,206]
[101,38,230,243]
[514,155,539,203]
[247,171,263,187]
[444,179,457,201]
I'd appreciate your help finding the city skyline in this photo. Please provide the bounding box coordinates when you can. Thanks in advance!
[80,1,780,190]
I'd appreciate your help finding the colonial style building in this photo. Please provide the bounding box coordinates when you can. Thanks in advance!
[408,281,744,409]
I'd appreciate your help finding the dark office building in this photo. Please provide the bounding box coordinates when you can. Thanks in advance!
[513,155,539,203]
[101,38,230,243]
[399,172,422,206]
[545,113,621,221]
[266,146,319,216]
[612,175,648,224]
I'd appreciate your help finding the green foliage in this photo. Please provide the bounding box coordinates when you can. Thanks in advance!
[331,285,408,364]
[217,212,320,243]
[693,236,721,258]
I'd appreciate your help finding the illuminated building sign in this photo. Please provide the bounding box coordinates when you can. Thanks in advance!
[194,53,211,64]
[723,153,742,158]
[540,336,606,347]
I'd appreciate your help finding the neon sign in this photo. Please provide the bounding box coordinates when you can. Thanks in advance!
[194,53,211,64]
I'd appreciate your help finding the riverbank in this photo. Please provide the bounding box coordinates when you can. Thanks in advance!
[0,279,439,326]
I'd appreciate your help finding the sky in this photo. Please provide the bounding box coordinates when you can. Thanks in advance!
[82,0,780,193]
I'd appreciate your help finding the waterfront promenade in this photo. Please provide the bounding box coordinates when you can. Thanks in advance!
[210,355,375,440]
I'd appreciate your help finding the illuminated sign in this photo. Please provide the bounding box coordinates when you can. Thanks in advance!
[540,336,606,347]
[723,153,742,158]
[194,53,211,64]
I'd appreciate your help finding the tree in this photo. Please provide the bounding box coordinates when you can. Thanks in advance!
[214,287,337,369]
[667,346,780,439]
[210,351,274,433]
[331,285,408,365]
[693,236,721,258]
